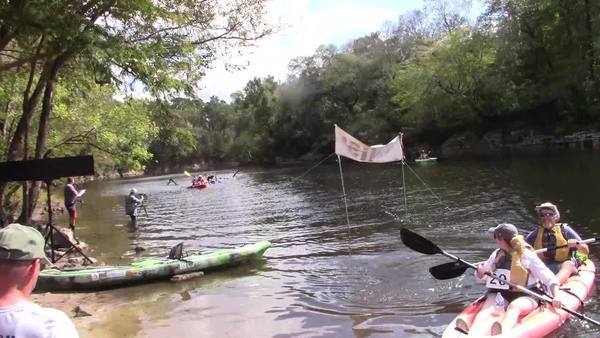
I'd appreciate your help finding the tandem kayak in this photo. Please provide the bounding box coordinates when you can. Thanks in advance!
[188,182,209,189]
[442,259,596,337]
[36,240,271,291]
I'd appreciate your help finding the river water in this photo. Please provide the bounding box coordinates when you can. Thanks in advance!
[62,150,599,337]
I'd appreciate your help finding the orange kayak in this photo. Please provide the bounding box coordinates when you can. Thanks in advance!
[442,259,596,337]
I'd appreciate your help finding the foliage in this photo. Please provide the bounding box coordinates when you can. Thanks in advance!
[1,0,599,221]
[0,0,273,223]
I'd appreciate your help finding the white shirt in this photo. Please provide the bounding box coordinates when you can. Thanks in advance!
[475,248,559,288]
[0,301,79,338]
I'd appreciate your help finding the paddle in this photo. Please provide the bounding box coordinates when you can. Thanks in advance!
[400,228,600,327]
[137,193,149,217]
[184,170,191,177]
[430,237,599,280]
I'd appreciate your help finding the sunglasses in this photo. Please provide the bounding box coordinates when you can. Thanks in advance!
[539,211,556,217]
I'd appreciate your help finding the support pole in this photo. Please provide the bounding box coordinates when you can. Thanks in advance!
[337,155,350,227]
[401,160,408,218]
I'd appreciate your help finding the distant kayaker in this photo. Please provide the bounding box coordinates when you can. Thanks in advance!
[63,177,86,231]
[125,188,145,224]
[0,224,79,337]
[457,223,563,335]
[192,175,207,187]
[525,202,589,282]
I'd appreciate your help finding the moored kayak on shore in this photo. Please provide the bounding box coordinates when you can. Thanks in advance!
[442,259,596,337]
[36,240,271,291]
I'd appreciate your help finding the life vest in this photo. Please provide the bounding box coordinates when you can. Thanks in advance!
[490,249,530,290]
[533,224,570,262]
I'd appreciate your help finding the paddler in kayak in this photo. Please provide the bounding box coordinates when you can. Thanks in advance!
[525,202,589,282]
[458,223,563,336]
[192,175,208,187]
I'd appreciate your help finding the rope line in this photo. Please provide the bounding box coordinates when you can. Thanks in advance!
[290,152,336,183]
[403,161,450,209]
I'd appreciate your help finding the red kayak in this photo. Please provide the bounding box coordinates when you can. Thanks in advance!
[442,260,596,337]
[188,182,208,189]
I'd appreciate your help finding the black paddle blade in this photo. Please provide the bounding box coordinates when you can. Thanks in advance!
[429,261,470,280]
[400,228,442,255]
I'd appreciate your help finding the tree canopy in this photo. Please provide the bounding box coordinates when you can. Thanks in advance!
[1,0,599,224]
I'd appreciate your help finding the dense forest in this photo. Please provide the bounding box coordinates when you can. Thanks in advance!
[1,0,599,224]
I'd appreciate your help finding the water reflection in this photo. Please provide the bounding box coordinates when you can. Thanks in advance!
[60,151,599,337]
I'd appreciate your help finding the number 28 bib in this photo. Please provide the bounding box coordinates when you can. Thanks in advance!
[486,268,510,290]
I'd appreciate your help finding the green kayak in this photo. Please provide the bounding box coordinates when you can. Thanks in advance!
[36,240,271,291]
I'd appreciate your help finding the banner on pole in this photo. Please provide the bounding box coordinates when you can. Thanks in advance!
[334,125,404,163]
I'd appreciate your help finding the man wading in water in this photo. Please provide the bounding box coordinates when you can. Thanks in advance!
[125,188,145,224]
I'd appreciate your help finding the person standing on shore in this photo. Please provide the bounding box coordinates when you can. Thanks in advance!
[63,177,86,231]
[0,223,79,337]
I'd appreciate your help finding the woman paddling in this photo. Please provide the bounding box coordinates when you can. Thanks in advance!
[457,223,564,336]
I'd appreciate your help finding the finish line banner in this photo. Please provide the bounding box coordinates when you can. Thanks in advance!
[334,125,404,163]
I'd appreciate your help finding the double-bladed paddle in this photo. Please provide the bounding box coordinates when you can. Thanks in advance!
[428,237,598,280]
[399,228,600,327]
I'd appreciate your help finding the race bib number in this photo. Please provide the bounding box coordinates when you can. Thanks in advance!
[486,269,510,290]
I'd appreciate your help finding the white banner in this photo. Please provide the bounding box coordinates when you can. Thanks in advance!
[334,125,404,163]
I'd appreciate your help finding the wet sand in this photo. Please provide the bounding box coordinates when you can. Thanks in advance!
[31,291,117,337]
[30,211,123,337]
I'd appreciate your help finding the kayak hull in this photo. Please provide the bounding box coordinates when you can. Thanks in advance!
[36,240,271,291]
[415,157,438,163]
[188,183,209,189]
[442,259,596,337]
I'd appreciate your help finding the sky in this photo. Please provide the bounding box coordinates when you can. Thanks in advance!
[197,0,426,101]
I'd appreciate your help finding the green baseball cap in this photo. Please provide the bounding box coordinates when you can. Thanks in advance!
[0,223,47,261]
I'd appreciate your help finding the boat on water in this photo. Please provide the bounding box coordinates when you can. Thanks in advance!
[415,157,438,163]
[442,259,596,337]
[36,240,271,291]
[188,182,209,189]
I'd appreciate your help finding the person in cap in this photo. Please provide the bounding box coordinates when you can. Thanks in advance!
[457,223,562,336]
[0,224,79,337]
[125,188,145,224]
[525,202,589,282]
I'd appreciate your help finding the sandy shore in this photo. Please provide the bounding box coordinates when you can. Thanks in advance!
[29,217,120,337]
[31,291,114,337]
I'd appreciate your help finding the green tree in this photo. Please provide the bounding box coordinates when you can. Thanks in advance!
[0,0,273,224]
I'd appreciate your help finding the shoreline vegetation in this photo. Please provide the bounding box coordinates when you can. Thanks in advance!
[1,0,599,225]
[147,128,600,175]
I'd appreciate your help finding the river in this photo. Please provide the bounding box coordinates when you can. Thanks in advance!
[61,150,599,337]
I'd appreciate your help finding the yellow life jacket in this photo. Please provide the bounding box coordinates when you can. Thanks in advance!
[494,248,530,289]
[533,224,569,262]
